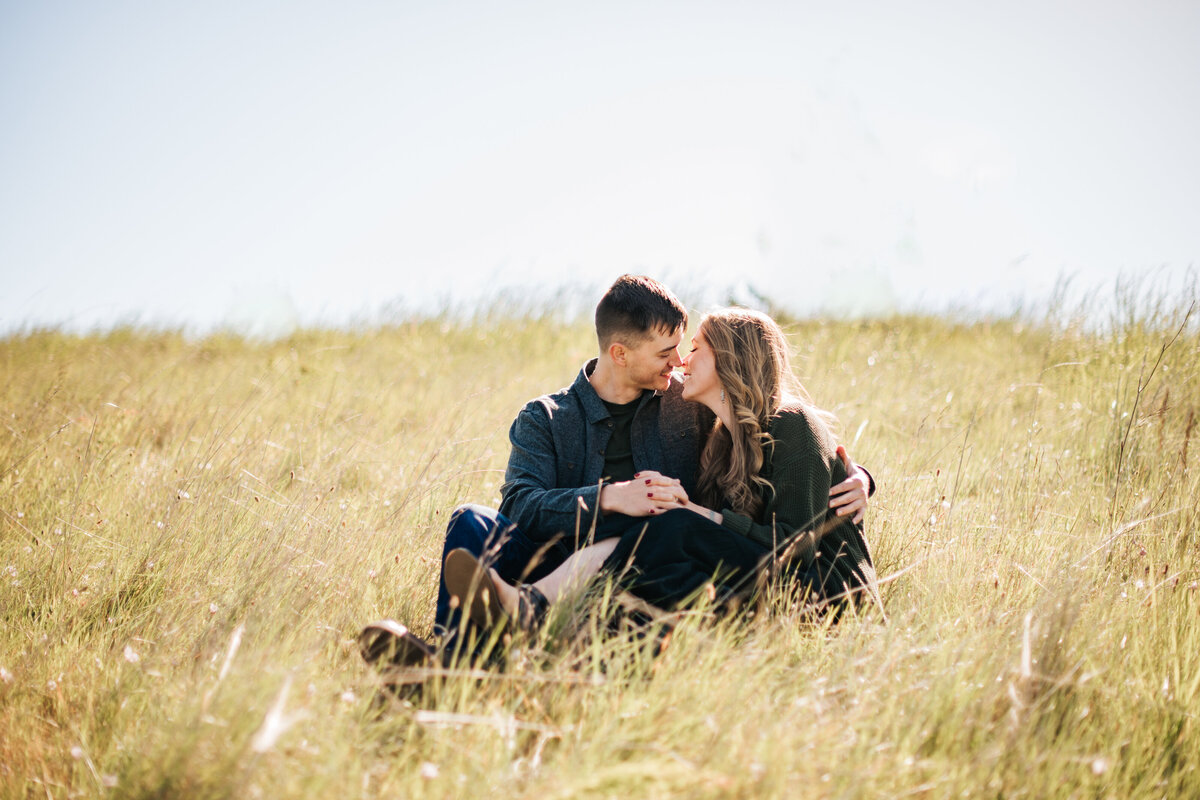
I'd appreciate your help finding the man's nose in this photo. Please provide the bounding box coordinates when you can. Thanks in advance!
[671,349,685,367]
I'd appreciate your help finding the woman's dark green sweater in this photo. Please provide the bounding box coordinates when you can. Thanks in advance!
[719,403,878,601]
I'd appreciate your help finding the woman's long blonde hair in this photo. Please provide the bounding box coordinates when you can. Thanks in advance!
[695,308,826,517]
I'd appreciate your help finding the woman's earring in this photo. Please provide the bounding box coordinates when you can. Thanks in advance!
[720,389,726,404]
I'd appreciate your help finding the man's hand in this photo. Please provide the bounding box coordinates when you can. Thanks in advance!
[829,445,869,524]
[600,471,688,517]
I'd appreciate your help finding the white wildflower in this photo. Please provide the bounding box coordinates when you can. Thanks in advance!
[124,645,140,664]
[420,762,440,780]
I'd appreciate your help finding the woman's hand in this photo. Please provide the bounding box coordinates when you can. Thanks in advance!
[829,445,869,524]
[599,471,688,517]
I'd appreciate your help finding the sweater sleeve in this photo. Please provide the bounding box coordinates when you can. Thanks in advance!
[498,405,602,544]
[859,465,877,497]
[719,407,837,556]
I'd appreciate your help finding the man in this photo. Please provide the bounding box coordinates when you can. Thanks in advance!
[359,275,872,666]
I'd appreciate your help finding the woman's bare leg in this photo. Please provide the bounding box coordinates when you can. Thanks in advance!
[489,538,619,615]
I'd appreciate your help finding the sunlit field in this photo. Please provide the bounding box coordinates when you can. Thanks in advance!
[2,283,1198,798]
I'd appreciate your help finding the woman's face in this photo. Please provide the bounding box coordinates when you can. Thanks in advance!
[681,328,722,406]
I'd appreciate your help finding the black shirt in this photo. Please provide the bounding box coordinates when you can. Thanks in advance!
[601,394,643,483]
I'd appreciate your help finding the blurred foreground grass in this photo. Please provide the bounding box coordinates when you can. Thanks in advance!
[2,287,1199,798]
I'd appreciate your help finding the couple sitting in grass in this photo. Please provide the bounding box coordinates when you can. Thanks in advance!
[360,275,881,669]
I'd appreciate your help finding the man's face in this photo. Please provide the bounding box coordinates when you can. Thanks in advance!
[621,327,684,392]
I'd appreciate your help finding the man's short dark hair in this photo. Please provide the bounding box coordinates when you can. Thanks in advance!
[595,274,688,349]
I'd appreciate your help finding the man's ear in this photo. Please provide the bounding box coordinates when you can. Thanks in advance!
[608,341,627,366]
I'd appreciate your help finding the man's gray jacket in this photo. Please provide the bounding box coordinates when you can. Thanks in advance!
[498,359,711,545]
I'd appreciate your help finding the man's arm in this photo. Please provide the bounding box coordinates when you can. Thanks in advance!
[498,407,690,543]
[498,406,602,544]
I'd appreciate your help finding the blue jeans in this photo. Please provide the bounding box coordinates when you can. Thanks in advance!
[434,504,573,657]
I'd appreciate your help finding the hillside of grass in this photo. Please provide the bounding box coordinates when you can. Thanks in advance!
[2,290,1198,798]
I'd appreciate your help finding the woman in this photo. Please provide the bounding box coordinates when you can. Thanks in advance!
[445,308,880,629]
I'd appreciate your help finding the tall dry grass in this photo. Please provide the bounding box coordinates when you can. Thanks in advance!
[1,283,1198,798]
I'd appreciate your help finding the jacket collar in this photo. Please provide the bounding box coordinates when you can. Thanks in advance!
[575,358,660,424]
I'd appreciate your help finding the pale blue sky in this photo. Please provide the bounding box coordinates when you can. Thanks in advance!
[2,1,1198,335]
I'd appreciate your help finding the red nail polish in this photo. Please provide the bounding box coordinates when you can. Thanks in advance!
[645,479,651,484]
[647,492,653,497]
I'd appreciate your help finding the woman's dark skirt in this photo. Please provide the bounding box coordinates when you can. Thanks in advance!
[597,508,768,610]
[596,507,878,615]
